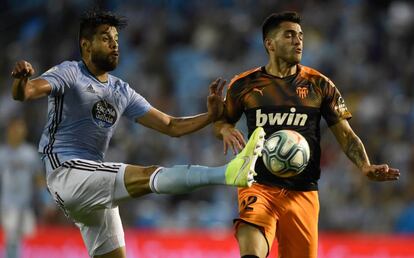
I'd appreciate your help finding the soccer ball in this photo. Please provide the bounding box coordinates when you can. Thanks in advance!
[262,130,310,178]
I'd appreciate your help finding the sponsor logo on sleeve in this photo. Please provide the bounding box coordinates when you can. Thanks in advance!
[334,97,348,115]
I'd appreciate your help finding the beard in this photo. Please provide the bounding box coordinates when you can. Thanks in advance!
[289,57,301,65]
[91,50,118,72]
[280,56,301,66]
[284,52,301,65]
[277,46,302,65]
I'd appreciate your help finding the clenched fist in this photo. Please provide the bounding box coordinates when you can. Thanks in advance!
[11,60,35,79]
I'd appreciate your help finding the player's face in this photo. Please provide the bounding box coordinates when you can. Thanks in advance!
[90,25,119,71]
[267,22,303,65]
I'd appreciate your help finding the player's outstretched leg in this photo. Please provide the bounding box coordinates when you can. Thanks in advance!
[224,127,265,187]
[123,127,265,196]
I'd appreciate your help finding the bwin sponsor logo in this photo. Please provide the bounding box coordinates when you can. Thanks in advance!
[256,108,308,126]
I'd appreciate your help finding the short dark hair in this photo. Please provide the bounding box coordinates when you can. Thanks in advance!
[262,11,301,41]
[79,9,128,54]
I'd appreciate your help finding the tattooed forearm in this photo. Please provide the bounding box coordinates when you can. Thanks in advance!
[343,133,370,169]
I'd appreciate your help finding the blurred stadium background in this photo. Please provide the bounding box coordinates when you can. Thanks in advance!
[0,0,414,257]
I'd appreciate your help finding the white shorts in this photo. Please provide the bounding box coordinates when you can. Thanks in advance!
[46,158,130,257]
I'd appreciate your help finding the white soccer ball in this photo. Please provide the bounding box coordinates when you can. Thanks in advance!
[262,130,310,178]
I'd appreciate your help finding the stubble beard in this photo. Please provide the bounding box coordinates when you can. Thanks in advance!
[284,54,301,66]
[92,51,118,72]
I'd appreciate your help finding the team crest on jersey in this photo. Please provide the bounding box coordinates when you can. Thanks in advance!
[92,100,118,128]
[296,86,309,99]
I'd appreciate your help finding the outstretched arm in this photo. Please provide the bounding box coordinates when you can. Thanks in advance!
[11,60,51,101]
[136,78,226,137]
[136,108,211,137]
[329,119,400,181]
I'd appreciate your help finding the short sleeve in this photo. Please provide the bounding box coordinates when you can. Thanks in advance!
[39,61,78,96]
[321,79,352,126]
[123,85,152,121]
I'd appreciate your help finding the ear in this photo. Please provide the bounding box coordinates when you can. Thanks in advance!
[264,38,275,52]
[80,38,91,53]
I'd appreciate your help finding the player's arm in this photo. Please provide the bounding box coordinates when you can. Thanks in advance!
[136,78,226,137]
[213,120,245,155]
[329,119,400,181]
[136,108,211,137]
[11,60,51,101]
[213,80,246,155]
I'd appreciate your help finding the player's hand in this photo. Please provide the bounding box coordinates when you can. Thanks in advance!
[362,164,400,181]
[207,78,226,121]
[11,60,35,79]
[221,126,246,155]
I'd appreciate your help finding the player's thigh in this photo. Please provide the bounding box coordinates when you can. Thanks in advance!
[277,191,319,258]
[236,223,268,258]
[47,161,121,214]
[94,246,126,258]
[236,184,281,257]
[123,164,159,197]
[79,207,125,257]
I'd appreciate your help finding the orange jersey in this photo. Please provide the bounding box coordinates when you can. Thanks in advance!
[224,65,352,191]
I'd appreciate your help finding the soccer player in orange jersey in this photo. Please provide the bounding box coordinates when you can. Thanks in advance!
[214,11,400,258]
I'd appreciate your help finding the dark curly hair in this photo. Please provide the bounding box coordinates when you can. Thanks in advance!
[79,9,128,55]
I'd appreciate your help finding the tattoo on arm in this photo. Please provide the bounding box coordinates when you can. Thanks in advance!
[343,133,370,169]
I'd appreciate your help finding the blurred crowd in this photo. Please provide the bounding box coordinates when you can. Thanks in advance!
[0,0,414,234]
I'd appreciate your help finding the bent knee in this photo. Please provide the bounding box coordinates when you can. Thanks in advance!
[237,224,268,257]
[124,165,159,197]
[94,246,126,258]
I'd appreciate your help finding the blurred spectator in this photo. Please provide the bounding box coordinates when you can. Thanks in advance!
[0,118,42,258]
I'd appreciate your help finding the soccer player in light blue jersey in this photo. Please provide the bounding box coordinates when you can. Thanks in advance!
[10,10,265,258]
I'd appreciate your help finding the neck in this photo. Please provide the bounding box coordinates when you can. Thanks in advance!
[265,57,297,78]
[82,58,108,82]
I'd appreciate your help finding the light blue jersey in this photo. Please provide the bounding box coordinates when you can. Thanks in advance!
[38,61,151,172]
